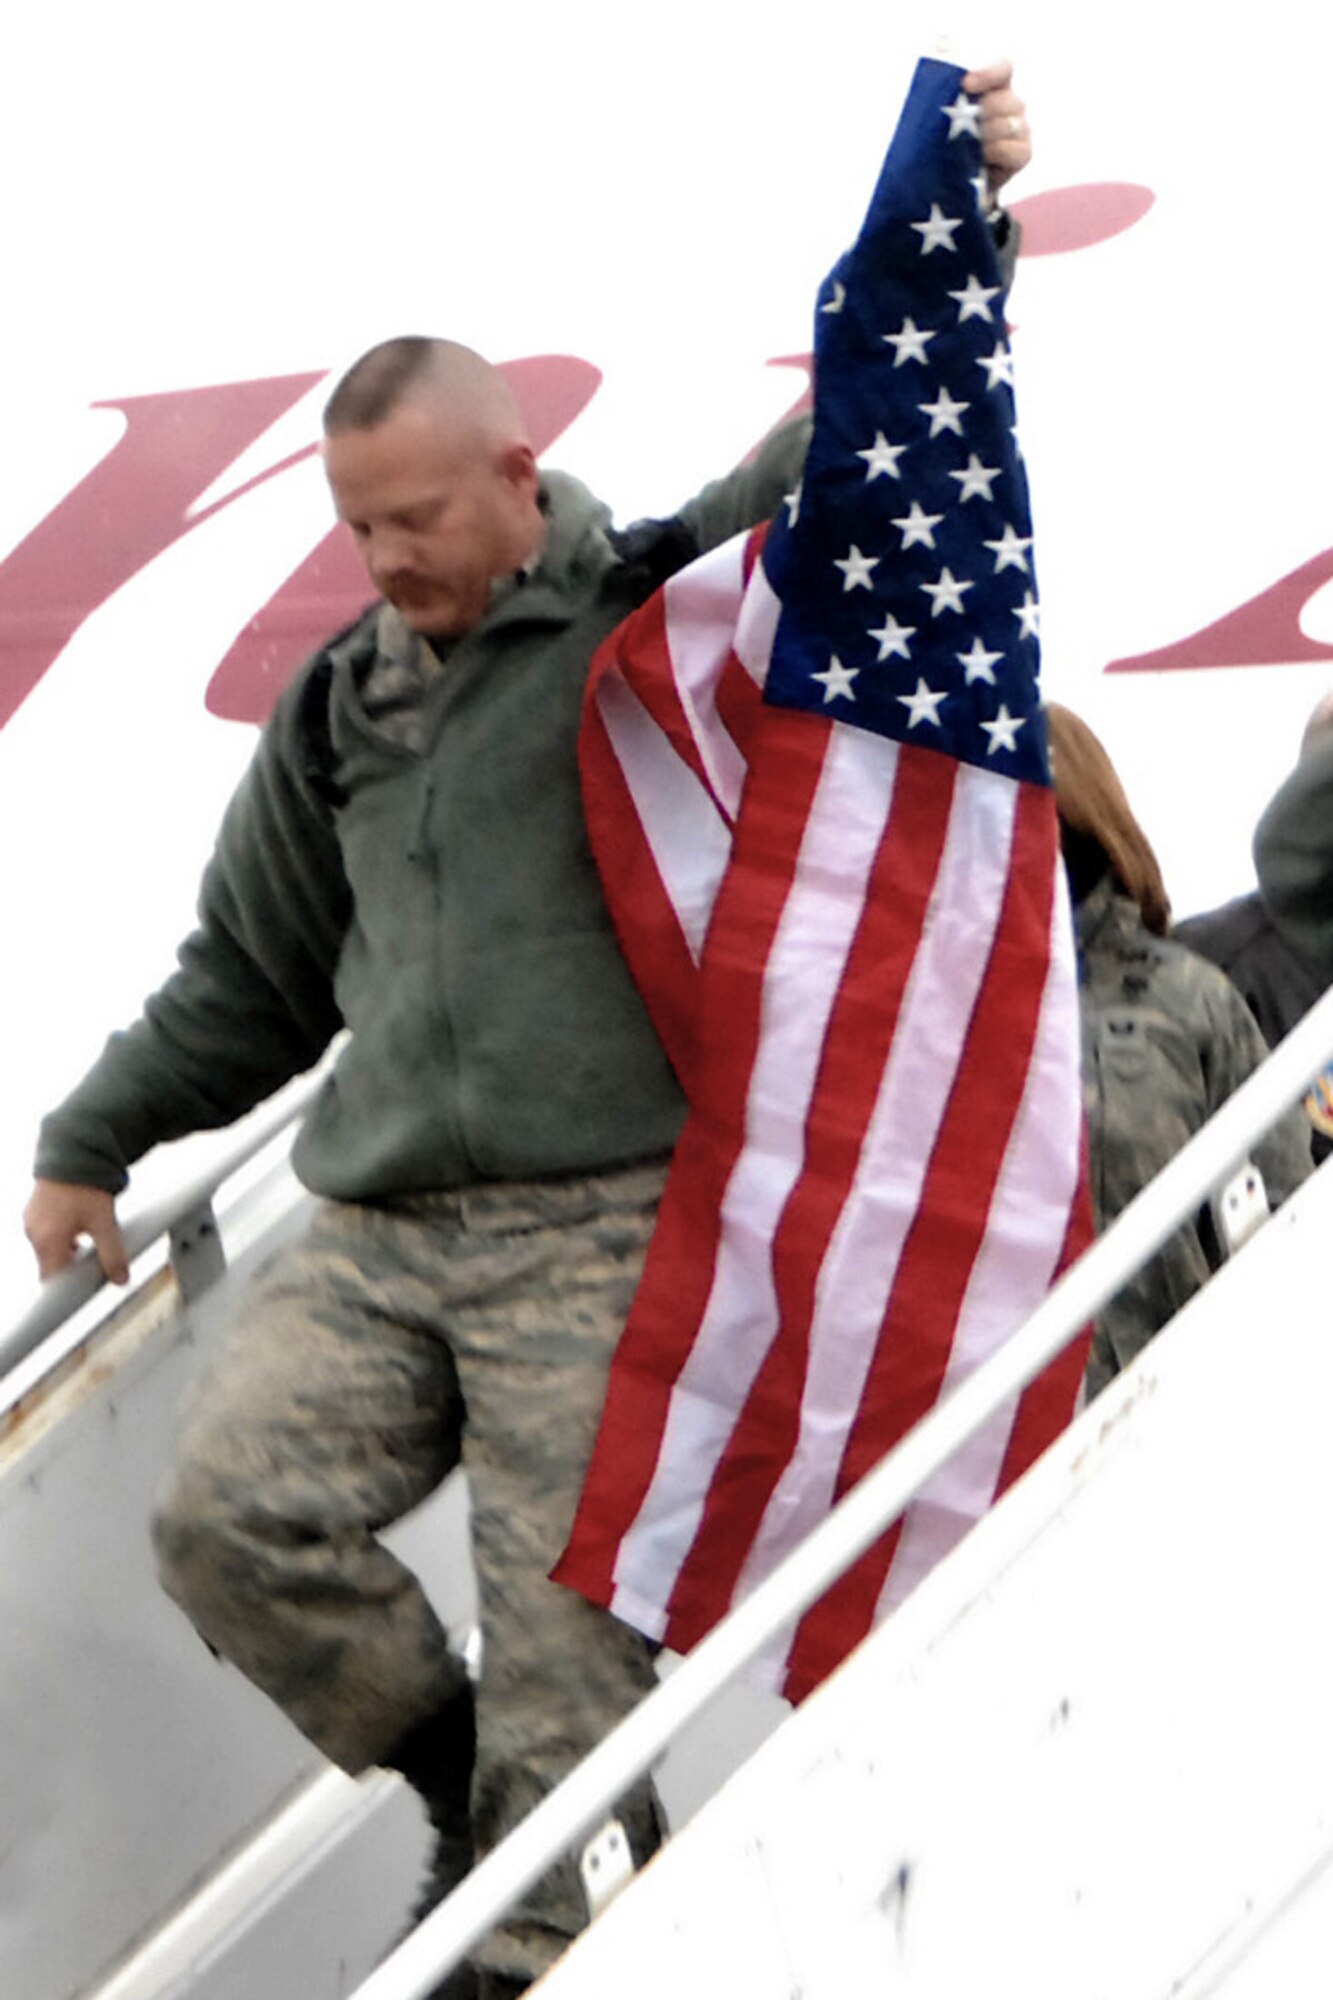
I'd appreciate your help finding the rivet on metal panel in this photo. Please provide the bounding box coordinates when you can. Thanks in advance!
[168,1199,227,1304]
[1215,1160,1270,1255]
[579,1817,636,1918]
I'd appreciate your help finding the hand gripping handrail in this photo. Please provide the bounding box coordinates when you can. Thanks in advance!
[0,1071,324,1390]
[350,985,1333,2000]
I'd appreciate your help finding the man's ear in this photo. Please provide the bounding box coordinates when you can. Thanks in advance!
[500,440,540,496]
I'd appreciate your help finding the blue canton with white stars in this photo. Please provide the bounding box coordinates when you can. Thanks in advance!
[763,57,1049,787]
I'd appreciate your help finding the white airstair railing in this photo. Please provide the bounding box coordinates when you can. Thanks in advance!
[351,985,1333,2000]
[6,990,1332,2000]
[0,1069,326,1388]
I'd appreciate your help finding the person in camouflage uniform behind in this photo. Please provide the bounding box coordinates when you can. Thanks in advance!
[1046,704,1312,1401]
[1176,692,1333,1167]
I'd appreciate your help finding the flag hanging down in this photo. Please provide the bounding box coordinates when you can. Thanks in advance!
[555,56,1093,1702]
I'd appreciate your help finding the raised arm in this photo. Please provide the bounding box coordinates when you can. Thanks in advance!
[677,60,1032,557]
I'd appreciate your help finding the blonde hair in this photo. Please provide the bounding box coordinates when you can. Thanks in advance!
[1045,702,1171,935]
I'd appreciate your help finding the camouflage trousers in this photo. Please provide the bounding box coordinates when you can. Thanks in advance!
[151,1160,668,1987]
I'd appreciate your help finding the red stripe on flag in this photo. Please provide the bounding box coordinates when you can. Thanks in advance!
[588,589,727,805]
[994,1161,1095,1497]
[782,778,1059,1697]
[553,709,833,1607]
[579,692,708,1095]
[660,748,959,1647]
[714,654,767,760]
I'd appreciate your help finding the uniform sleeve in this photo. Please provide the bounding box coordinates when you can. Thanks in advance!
[34,676,352,1193]
[675,415,813,557]
[1253,733,1333,971]
[1197,967,1312,1212]
[672,215,1019,559]
[991,208,1021,290]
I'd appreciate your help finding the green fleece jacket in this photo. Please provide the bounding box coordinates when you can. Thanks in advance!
[35,433,809,1199]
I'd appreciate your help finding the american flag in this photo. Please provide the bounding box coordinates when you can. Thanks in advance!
[554,56,1092,1701]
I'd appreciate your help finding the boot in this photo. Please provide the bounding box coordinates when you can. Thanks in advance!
[383,1679,479,1997]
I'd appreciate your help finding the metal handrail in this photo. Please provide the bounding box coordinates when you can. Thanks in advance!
[17,983,1330,1996]
[0,1069,324,1386]
[350,987,1333,2000]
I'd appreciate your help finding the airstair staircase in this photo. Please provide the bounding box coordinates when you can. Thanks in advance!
[6,997,1333,2000]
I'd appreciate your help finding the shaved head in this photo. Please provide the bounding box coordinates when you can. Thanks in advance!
[322,337,544,639]
[323,337,529,455]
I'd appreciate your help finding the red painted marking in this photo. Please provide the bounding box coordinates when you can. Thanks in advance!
[1106,549,1333,674]
[1009,183,1156,257]
[0,374,323,731]
[0,357,604,735]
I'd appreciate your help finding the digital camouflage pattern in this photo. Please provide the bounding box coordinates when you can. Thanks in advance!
[1078,877,1312,1399]
[1174,890,1331,1164]
[153,1160,668,1988]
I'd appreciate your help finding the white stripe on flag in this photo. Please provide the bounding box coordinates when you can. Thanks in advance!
[593,670,733,967]
[875,854,1085,1615]
[608,726,902,1624]
[733,761,1020,1616]
[661,533,752,814]
[733,552,782,686]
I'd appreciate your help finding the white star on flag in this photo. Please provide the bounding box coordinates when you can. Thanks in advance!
[942,92,982,139]
[868,612,916,660]
[957,636,1003,684]
[834,545,880,591]
[977,340,1015,389]
[980,703,1026,753]
[898,677,948,727]
[949,273,1001,322]
[812,653,859,702]
[984,524,1033,573]
[918,386,970,437]
[911,202,963,253]
[1013,591,1041,637]
[882,316,937,365]
[784,483,802,525]
[891,500,944,549]
[921,565,973,616]
[821,281,846,314]
[856,432,909,480]
[950,454,1001,502]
